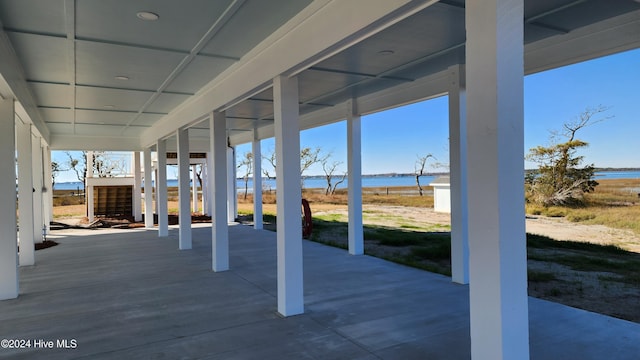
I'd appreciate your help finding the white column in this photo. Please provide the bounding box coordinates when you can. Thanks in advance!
[42,145,52,232]
[347,101,364,255]
[202,156,209,216]
[157,140,169,237]
[226,146,237,222]
[206,152,213,215]
[177,128,192,249]
[448,64,469,285]
[0,98,18,300]
[210,111,229,271]
[252,132,263,230]
[133,152,142,222]
[86,151,94,222]
[466,1,529,359]
[191,164,198,213]
[31,136,43,244]
[143,147,154,228]
[274,75,304,316]
[17,120,34,266]
[154,167,159,214]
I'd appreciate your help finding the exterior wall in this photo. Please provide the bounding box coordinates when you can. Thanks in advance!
[432,185,451,213]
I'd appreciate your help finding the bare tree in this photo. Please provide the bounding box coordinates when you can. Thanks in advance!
[66,151,128,184]
[262,151,277,180]
[300,147,328,188]
[194,165,203,192]
[321,158,347,195]
[415,154,435,196]
[237,152,253,199]
[262,146,329,189]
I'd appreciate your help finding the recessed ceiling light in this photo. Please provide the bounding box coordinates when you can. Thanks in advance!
[114,75,129,81]
[136,11,159,21]
[378,50,395,56]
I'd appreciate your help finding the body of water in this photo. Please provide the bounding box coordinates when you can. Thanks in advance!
[53,170,640,191]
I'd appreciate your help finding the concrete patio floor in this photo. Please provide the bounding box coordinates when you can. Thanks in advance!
[1,223,639,359]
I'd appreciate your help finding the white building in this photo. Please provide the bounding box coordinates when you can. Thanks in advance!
[430,176,451,213]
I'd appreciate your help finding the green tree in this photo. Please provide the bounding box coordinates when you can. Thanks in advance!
[526,106,611,206]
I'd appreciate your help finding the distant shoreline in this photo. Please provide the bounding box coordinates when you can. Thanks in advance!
[53,169,640,190]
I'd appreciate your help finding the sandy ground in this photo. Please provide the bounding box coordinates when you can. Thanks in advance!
[313,204,640,253]
[55,202,640,252]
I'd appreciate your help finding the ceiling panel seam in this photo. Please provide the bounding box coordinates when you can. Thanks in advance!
[2,29,242,63]
[298,42,463,106]
[308,66,414,82]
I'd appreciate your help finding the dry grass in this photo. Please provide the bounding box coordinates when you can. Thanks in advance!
[53,180,637,234]
[527,179,640,235]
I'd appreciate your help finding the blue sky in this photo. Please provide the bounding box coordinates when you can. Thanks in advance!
[54,48,639,182]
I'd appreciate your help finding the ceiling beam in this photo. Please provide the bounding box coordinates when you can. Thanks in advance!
[49,134,141,151]
[26,80,194,96]
[525,9,640,74]
[0,27,50,142]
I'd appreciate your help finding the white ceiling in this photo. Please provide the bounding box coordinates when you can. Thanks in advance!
[0,0,638,151]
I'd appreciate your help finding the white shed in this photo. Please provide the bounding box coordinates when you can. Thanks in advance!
[429,176,450,213]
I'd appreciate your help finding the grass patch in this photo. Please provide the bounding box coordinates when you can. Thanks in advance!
[314,213,346,222]
[554,255,639,273]
[526,233,627,254]
[545,288,563,297]
[410,242,450,260]
[527,233,640,286]
[528,270,557,282]
[380,254,451,276]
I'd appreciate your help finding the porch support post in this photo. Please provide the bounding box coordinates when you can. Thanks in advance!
[0,98,18,299]
[143,147,154,229]
[226,146,237,222]
[466,1,529,359]
[157,139,169,237]
[347,100,363,255]
[17,120,34,266]
[202,156,209,216]
[252,130,263,230]
[177,128,192,249]
[133,152,142,222]
[448,64,469,285]
[191,165,198,213]
[206,153,213,215]
[274,75,303,316]
[42,145,52,232]
[210,111,229,271]
[31,136,43,244]
[87,151,94,222]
